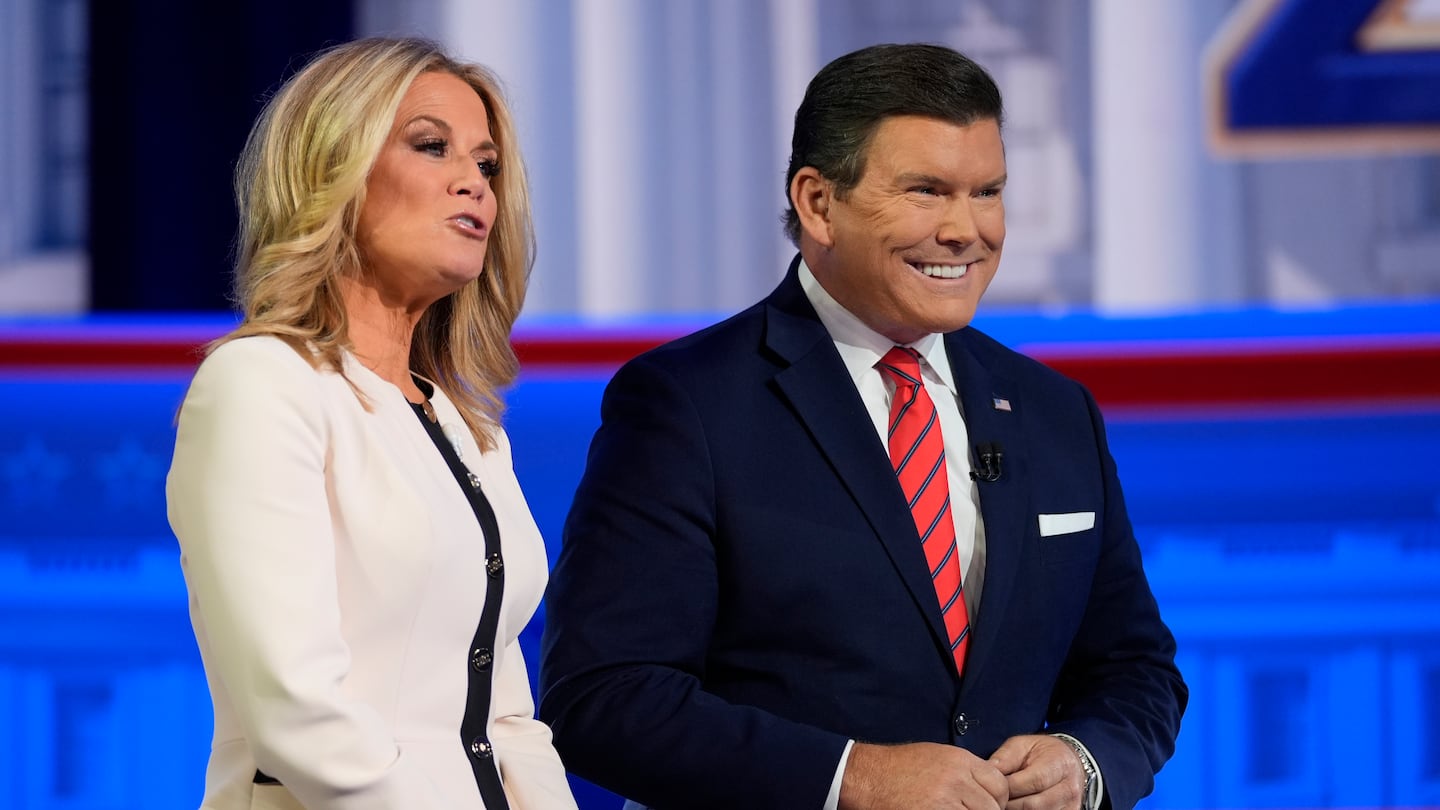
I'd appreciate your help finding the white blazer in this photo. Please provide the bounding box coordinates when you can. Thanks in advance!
[167,336,576,809]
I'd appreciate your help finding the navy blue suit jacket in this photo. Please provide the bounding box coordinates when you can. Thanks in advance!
[540,261,1186,809]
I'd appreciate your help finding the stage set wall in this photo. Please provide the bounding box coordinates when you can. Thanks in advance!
[2,0,1440,807]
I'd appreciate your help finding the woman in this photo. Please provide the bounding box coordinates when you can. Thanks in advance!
[166,37,577,809]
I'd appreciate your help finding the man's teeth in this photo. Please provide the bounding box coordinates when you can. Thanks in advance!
[915,263,968,279]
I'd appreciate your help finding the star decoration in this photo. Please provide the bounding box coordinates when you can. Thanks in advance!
[95,437,167,510]
[3,435,71,507]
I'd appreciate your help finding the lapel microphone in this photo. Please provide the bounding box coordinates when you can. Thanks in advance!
[970,442,1004,483]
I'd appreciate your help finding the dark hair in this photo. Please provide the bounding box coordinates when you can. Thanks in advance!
[782,43,1004,245]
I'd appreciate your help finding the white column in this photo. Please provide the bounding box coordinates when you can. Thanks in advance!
[657,0,709,311]
[434,0,583,317]
[0,0,88,313]
[571,0,652,318]
[708,0,760,306]
[704,0,802,308]
[768,0,819,271]
[0,0,38,263]
[1091,1,1209,311]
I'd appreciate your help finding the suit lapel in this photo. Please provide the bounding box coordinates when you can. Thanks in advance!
[946,330,1028,689]
[762,267,954,655]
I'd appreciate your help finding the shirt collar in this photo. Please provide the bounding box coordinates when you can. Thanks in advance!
[797,258,958,395]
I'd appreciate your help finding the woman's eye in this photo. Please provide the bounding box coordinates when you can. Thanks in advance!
[478,159,501,179]
[415,138,448,157]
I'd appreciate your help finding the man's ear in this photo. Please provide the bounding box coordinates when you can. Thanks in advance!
[790,167,835,249]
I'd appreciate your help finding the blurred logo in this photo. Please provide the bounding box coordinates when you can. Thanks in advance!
[1205,0,1440,155]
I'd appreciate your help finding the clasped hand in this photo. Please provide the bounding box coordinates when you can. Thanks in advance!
[840,734,1084,810]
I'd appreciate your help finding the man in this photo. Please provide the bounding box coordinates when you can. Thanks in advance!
[540,43,1186,810]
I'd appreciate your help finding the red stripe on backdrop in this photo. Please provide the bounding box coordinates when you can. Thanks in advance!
[2,332,1438,409]
[1019,338,1440,408]
[0,339,209,368]
[0,334,665,369]
[511,334,675,367]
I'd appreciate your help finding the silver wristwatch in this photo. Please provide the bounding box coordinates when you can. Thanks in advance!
[1061,736,1098,810]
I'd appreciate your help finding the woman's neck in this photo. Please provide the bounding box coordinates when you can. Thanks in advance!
[339,276,428,403]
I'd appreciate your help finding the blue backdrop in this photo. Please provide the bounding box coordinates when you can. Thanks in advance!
[2,305,1439,808]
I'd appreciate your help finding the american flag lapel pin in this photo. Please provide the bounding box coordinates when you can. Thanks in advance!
[993,397,1012,412]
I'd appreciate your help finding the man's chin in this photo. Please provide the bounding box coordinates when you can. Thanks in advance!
[927,309,980,335]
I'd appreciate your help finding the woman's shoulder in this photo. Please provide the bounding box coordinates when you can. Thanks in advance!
[186,334,339,404]
[204,333,317,369]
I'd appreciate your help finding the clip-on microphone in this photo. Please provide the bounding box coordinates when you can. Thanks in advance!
[970,442,1003,483]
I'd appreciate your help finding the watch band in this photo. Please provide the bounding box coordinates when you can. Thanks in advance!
[1060,736,1099,810]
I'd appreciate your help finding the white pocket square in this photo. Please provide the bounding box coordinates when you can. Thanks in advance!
[1038,512,1095,537]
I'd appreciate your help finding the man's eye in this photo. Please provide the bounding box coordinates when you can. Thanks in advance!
[478,159,501,179]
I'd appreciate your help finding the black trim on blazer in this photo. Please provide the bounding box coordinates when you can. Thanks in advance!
[411,381,511,809]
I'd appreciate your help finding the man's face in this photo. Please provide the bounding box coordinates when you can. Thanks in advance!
[805,115,1007,344]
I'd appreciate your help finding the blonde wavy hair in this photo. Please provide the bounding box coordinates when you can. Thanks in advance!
[219,36,534,450]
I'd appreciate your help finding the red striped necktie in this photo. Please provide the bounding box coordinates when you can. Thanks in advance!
[877,347,970,675]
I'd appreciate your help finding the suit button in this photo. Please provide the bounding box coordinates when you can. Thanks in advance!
[471,647,493,671]
[953,713,971,735]
[486,553,504,578]
[469,737,493,759]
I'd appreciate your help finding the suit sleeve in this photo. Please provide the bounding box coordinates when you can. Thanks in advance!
[166,341,448,808]
[1045,384,1188,810]
[539,357,849,809]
